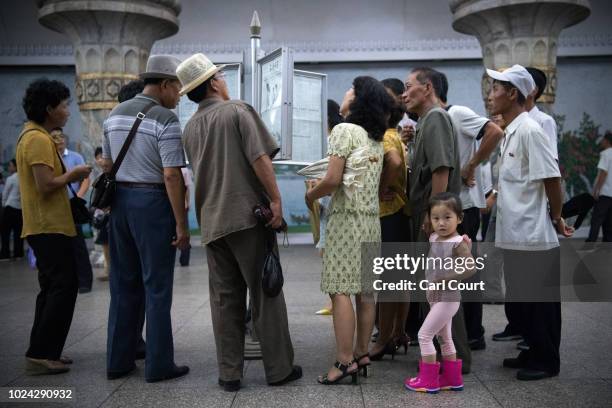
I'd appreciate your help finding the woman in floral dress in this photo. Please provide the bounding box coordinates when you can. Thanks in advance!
[306,76,393,384]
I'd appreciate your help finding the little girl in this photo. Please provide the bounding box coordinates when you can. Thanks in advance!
[405,192,475,394]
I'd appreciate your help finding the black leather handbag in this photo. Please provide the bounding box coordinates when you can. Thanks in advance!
[90,102,155,209]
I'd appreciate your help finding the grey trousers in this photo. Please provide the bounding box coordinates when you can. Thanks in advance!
[481,204,505,301]
[412,210,472,373]
[206,225,294,383]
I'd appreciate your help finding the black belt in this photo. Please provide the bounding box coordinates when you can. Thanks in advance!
[117,182,165,190]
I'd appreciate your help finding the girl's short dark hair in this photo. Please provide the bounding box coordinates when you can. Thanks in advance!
[22,78,70,124]
[345,76,393,142]
[428,192,463,218]
[94,147,103,157]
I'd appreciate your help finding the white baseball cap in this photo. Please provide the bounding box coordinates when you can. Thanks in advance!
[486,64,536,98]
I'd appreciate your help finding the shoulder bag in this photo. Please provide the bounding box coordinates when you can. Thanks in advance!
[90,102,156,209]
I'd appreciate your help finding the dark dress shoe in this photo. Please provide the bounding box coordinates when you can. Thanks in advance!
[219,378,240,392]
[78,287,92,294]
[469,336,487,351]
[268,365,303,386]
[107,365,136,380]
[503,358,528,369]
[25,358,70,376]
[517,368,557,381]
[516,340,530,351]
[492,328,522,341]
[146,365,190,383]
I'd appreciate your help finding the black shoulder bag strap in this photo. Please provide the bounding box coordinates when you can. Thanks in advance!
[109,101,156,177]
[54,150,80,197]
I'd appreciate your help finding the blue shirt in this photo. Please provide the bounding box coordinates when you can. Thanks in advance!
[62,148,85,197]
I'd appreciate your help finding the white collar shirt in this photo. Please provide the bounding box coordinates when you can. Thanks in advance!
[447,105,490,209]
[496,112,561,250]
[528,106,558,160]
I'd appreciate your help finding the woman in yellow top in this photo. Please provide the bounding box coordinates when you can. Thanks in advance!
[370,78,412,361]
[16,79,91,375]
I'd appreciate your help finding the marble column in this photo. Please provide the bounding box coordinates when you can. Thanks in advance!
[449,0,591,112]
[37,0,180,154]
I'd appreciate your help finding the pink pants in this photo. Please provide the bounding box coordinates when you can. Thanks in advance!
[418,301,460,357]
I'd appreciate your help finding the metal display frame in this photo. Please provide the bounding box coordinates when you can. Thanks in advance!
[222,62,243,100]
[292,69,328,163]
[256,47,294,160]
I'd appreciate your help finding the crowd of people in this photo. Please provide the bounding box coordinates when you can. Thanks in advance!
[5,49,612,394]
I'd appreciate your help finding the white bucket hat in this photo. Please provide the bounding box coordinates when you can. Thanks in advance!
[486,64,535,98]
[176,53,226,96]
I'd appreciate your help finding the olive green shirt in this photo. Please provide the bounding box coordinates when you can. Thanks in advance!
[182,98,279,244]
[409,107,461,214]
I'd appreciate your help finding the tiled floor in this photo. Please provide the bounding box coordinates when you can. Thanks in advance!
[1,244,611,407]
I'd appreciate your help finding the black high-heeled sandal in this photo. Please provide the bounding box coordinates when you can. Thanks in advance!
[369,340,397,361]
[317,360,358,385]
[354,353,371,378]
[394,334,410,355]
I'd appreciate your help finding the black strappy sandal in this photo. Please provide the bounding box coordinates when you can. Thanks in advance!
[354,353,371,378]
[317,360,359,385]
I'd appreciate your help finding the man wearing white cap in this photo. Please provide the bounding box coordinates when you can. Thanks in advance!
[176,53,300,391]
[486,64,573,381]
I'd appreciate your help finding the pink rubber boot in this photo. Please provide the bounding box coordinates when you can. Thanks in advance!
[439,359,464,391]
[404,361,440,394]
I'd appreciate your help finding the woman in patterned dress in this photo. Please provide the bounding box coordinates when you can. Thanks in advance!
[306,76,393,385]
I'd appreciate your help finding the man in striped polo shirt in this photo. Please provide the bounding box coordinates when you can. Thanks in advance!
[102,55,190,383]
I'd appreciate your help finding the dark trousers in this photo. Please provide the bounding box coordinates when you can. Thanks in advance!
[587,196,612,242]
[562,193,594,230]
[0,206,24,258]
[458,207,484,341]
[25,234,78,360]
[503,248,561,374]
[411,210,472,372]
[206,225,294,383]
[107,186,177,379]
[74,224,93,290]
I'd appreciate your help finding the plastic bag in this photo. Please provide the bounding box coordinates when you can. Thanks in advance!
[296,146,371,200]
[262,249,284,297]
[27,247,37,270]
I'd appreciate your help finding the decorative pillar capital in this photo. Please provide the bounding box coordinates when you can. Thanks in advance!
[450,0,590,110]
[37,0,181,152]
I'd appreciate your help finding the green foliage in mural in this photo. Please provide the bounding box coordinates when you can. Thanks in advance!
[557,113,603,198]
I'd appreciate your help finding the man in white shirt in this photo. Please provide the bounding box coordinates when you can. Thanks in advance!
[487,64,573,381]
[0,159,23,260]
[434,71,504,351]
[587,132,612,241]
[525,67,558,161]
